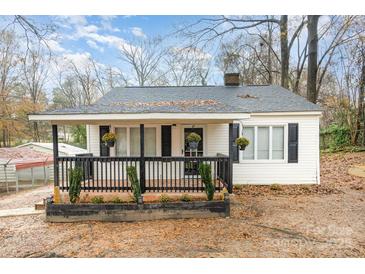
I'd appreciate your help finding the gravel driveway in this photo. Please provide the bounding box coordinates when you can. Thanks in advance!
[0,152,364,258]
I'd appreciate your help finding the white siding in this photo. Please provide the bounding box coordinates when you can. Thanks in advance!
[85,115,320,185]
[206,124,229,156]
[87,125,100,156]
[233,115,320,185]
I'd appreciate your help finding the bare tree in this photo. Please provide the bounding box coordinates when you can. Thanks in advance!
[177,15,306,88]
[0,30,20,146]
[164,47,211,86]
[21,45,49,141]
[119,38,166,86]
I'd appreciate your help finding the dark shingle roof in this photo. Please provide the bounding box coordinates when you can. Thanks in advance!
[42,85,321,114]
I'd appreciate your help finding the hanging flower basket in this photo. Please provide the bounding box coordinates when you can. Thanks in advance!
[105,140,115,147]
[102,132,116,148]
[235,136,250,151]
[188,141,199,150]
[186,132,201,150]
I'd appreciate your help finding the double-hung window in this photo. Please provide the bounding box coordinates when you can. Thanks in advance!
[242,125,285,161]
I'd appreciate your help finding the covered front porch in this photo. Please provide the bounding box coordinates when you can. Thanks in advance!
[31,113,250,197]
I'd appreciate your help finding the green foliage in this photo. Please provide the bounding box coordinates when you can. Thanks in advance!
[235,136,250,149]
[111,197,123,203]
[91,196,104,204]
[127,166,141,202]
[180,194,192,202]
[186,132,201,143]
[159,194,171,203]
[320,124,351,151]
[68,167,82,203]
[71,125,87,148]
[102,132,116,142]
[198,163,215,201]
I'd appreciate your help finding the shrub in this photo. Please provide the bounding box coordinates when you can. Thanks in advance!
[68,167,82,203]
[235,136,250,149]
[111,197,123,203]
[180,194,192,202]
[186,132,201,143]
[198,163,215,201]
[91,196,104,204]
[270,184,282,191]
[127,166,141,202]
[159,194,171,203]
[320,124,351,151]
[101,132,116,143]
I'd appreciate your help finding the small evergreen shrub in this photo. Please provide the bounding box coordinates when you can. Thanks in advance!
[159,194,171,203]
[91,196,104,204]
[127,166,141,202]
[68,167,82,203]
[180,194,192,202]
[198,163,215,201]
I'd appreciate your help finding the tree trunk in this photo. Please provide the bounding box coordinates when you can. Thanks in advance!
[280,15,289,89]
[355,47,365,145]
[307,15,320,103]
[33,121,40,142]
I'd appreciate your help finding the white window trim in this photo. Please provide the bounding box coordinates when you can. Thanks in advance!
[240,124,288,164]
[110,124,160,157]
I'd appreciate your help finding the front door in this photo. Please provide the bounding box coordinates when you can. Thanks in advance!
[183,127,203,175]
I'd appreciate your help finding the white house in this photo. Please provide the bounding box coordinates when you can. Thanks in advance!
[28,73,321,198]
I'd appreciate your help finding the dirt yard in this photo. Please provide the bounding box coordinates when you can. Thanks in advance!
[0,152,364,258]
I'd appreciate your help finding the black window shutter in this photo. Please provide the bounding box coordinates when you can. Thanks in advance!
[161,125,172,156]
[99,125,110,156]
[232,123,240,163]
[288,123,299,163]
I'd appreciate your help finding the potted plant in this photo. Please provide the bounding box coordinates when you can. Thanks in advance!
[235,136,250,150]
[186,132,201,150]
[102,132,116,147]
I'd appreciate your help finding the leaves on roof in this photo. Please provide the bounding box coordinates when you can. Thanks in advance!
[237,94,258,99]
[111,99,221,110]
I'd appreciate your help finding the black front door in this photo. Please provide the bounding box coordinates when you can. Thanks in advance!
[184,127,203,175]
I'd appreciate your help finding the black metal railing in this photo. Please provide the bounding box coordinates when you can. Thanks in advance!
[57,154,231,193]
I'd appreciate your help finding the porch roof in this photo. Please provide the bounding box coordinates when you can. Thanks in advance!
[29,85,321,123]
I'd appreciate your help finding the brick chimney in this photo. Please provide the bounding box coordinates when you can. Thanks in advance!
[224,73,240,86]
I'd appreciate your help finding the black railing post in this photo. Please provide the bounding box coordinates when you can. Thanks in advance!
[52,124,59,187]
[140,124,146,193]
[228,123,234,193]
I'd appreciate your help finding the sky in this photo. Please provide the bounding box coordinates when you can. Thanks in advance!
[0,15,225,94]
[0,15,338,97]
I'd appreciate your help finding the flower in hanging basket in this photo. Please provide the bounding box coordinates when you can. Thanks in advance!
[102,132,116,147]
[186,132,201,149]
[235,136,250,150]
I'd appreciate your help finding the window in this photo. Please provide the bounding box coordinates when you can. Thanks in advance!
[130,127,156,156]
[272,126,284,159]
[257,127,269,160]
[242,127,254,160]
[115,128,127,156]
[115,127,157,156]
[241,125,285,161]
